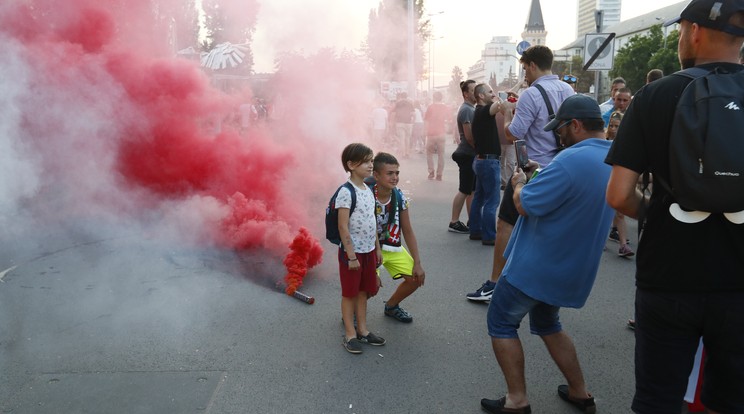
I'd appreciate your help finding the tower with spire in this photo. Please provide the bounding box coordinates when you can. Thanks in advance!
[522,0,548,47]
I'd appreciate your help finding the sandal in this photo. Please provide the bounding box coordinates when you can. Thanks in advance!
[557,385,596,413]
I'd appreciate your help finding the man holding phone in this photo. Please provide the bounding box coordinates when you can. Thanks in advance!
[481,94,613,413]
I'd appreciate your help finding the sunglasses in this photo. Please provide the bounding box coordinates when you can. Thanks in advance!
[562,75,577,83]
[554,119,573,136]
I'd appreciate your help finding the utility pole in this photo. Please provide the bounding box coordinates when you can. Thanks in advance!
[407,0,415,99]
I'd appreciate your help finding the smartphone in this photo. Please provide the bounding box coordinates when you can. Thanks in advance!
[514,140,529,169]
[498,91,508,101]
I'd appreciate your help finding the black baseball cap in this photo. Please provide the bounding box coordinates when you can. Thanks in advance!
[543,95,602,131]
[664,0,744,36]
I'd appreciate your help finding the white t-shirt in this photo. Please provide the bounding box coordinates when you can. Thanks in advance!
[371,107,388,131]
[335,181,377,253]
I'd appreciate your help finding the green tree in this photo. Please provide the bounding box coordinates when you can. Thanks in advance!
[552,55,593,94]
[610,25,679,92]
[200,0,258,53]
[365,0,427,83]
[448,66,463,103]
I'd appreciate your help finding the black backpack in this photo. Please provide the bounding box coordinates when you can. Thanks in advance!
[657,67,744,214]
[325,182,356,245]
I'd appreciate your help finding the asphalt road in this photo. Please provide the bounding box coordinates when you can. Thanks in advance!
[1,149,648,414]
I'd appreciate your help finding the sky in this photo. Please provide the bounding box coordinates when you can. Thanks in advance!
[251,0,684,84]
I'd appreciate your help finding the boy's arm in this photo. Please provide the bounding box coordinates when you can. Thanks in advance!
[337,208,359,270]
[399,208,425,286]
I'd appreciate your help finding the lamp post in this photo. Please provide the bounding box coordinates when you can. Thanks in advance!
[427,11,444,95]
[429,35,444,93]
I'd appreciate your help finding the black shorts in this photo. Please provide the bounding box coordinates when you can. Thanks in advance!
[497,176,519,225]
[632,289,744,414]
[452,152,476,195]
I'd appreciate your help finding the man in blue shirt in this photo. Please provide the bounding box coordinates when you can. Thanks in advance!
[480,95,614,414]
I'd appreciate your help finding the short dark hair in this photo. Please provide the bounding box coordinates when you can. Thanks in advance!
[519,45,553,71]
[373,152,399,172]
[579,118,606,132]
[646,69,664,83]
[616,87,632,96]
[474,83,490,98]
[611,77,626,87]
[460,79,476,94]
[341,143,373,172]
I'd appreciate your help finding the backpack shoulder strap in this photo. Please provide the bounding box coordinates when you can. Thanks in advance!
[672,67,709,81]
[341,182,356,215]
[533,84,563,150]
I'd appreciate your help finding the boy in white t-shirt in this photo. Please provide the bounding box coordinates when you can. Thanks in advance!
[335,143,384,354]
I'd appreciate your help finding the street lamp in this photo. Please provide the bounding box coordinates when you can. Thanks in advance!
[429,35,444,93]
[427,11,445,94]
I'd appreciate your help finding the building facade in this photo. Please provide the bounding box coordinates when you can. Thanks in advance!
[577,0,622,36]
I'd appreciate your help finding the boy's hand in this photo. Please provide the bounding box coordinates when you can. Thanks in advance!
[412,263,425,287]
[348,259,360,271]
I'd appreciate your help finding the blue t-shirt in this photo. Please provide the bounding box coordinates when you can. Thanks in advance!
[501,138,615,308]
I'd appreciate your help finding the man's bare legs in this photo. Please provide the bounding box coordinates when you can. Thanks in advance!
[540,331,592,400]
[491,337,530,409]
[450,192,473,224]
[490,219,515,281]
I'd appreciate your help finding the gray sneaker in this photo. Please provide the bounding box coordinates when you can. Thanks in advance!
[384,304,413,323]
[343,336,363,354]
[357,332,386,346]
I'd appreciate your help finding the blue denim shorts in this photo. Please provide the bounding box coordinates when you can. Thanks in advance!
[487,277,563,338]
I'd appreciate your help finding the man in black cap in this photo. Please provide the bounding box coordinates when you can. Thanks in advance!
[606,1,744,413]
[481,95,613,414]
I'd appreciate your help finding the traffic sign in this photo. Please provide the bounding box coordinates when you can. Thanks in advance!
[583,33,615,70]
[516,40,530,55]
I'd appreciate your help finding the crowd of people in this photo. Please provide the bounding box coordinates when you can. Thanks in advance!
[334,1,744,413]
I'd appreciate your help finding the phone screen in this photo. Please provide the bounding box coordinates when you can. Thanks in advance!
[498,91,508,101]
[514,140,529,169]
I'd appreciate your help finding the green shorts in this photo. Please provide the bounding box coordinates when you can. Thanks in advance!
[378,247,414,280]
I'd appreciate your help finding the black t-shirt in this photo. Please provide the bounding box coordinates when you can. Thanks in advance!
[472,104,500,156]
[605,62,744,292]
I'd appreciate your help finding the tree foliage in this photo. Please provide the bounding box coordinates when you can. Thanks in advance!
[448,66,463,103]
[200,0,258,52]
[552,55,594,94]
[610,25,680,92]
[365,0,427,82]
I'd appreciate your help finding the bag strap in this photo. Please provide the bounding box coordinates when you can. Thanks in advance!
[343,182,357,216]
[533,84,563,151]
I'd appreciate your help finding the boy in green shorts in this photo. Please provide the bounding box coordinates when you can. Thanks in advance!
[370,152,426,323]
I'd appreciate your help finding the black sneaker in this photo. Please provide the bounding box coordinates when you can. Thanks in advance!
[608,227,620,242]
[466,280,496,301]
[357,332,386,346]
[384,304,413,323]
[448,221,469,233]
[342,336,363,354]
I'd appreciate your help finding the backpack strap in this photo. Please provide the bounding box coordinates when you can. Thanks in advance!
[343,182,357,216]
[533,84,563,151]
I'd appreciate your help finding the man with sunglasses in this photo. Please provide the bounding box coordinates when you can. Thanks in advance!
[562,74,578,91]
[606,0,744,412]
[481,94,613,414]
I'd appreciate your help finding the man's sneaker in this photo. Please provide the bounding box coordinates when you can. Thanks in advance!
[342,336,363,354]
[448,221,469,233]
[384,305,413,323]
[609,228,631,244]
[466,280,496,302]
[608,227,620,242]
[618,244,635,257]
[357,332,386,346]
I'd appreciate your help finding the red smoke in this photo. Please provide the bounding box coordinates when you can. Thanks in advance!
[0,0,380,293]
[282,227,324,295]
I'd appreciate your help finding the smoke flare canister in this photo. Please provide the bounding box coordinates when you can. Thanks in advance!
[275,282,315,304]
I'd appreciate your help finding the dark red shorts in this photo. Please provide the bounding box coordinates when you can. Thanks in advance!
[338,249,379,298]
